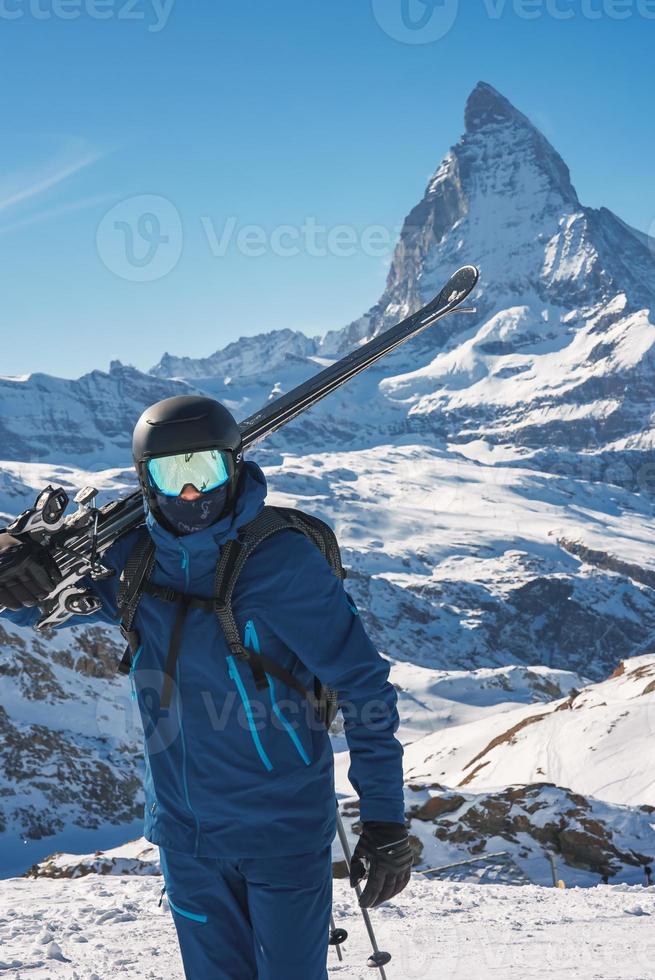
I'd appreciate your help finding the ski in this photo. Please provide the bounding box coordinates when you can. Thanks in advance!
[3,265,478,629]
[239,264,479,447]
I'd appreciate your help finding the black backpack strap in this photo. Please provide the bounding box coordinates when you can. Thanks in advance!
[213,509,294,691]
[116,526,155,675]
[142,581,213,612]
[213,506,343,719]
[282,508,346,583]
[131,580,214,711]
[159,594,191,710]
[276,508,344,727]
[213,506,334,661]
[214,506,344,627]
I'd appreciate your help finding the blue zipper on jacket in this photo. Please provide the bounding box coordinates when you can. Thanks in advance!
[227,653,274,772]
[131,641,200,854]
[176,661,201,854]
[129,645,143,702]
[179,544,190,591]
[168,541,200,851]
[245,619,311,767]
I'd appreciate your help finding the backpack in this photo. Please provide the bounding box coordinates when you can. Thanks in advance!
[116,505,344,729]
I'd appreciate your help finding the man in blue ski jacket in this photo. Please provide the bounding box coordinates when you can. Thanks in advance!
[0,395,412,980]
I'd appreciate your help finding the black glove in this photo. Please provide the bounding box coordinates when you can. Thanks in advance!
[0,531,62,611]
[349,821,413,908]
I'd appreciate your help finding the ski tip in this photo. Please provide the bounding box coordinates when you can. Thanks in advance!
[421,265,479,321]
[441,264,479,307]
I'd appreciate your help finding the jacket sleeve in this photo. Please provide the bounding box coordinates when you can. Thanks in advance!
[257,529,406,824]
[0,530,139,632]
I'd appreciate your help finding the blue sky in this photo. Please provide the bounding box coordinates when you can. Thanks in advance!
[1,0,653,377]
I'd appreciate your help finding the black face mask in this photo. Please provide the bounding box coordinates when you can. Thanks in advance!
[154,483,230,535]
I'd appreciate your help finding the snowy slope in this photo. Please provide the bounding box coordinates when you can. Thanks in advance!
[15,655,652,889]
[402,655,655,808]
[387,661,585,739]
[399,780,655,887]
[337,657,655,888]
[0,872,653,979]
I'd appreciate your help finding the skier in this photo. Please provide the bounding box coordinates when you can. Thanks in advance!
[0,395,412,980]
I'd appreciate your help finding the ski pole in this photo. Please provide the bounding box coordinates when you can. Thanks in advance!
[336,809,392,977]
[329,913,347,961]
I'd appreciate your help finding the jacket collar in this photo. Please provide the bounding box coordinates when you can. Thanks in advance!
[145,459,268,564]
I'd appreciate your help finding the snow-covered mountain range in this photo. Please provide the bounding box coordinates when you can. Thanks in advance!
[1,82,654,879]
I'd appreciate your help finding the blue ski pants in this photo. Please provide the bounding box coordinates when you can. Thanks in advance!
[160,845,333,979]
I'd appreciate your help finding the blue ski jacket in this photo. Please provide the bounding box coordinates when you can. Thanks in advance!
[4,461,405,858]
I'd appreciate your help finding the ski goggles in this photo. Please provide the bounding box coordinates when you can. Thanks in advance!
[146,448,231,497]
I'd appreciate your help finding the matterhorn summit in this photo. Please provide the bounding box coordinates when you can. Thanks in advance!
[325,80,655,466]
[355,80,655,338]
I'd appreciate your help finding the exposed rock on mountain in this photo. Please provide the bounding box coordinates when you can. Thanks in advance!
[26,839,159,880]
[0,362,191,465]
[0,617,143,876]
[404,782,655,885]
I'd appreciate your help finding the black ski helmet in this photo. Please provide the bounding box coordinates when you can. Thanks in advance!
[132,395,244,528]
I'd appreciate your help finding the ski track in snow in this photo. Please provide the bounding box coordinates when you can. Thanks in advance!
[0,875,654,979]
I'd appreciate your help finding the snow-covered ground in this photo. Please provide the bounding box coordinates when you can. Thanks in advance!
[402,655,655,807]
[0,872,653,979]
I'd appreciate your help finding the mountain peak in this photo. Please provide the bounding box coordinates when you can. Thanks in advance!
[464,81,531,133]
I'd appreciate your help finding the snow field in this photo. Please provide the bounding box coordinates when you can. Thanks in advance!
[1,874,654,979]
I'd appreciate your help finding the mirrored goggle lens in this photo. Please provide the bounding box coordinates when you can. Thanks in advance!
[147,449,231,497]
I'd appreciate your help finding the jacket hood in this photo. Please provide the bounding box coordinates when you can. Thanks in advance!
[145,459,267,565]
